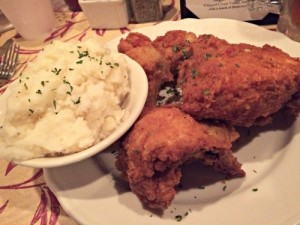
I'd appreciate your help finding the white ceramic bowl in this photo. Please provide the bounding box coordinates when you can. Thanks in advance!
[0,54,148,168]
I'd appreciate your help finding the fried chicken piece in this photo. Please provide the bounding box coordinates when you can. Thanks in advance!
[118,33,173,115]
[116,107,244,209]
[179,35,300,127]
[118,32,152,53]
[152,30,197,75]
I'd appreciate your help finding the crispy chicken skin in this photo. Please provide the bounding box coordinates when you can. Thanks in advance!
[152,30,197,75]
[115,31,300,209]
[118,32,152,53]
[179,35,300,127]
[116,107,244,209]
[118,33,173,115]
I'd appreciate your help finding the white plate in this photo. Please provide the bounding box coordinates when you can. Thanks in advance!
[0,55,148,168]
[44,18,300,225]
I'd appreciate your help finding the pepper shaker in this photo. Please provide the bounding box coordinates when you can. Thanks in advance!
[130,0,163,23]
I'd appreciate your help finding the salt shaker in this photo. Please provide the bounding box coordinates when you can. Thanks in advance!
[277,0,300,42]
[130,0,163,23]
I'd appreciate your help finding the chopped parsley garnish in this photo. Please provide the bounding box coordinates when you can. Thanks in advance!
[182,50,189,59]
[76,60,83,64]
[72,97,81,105]
[175,215,182,222]
[53,100,57,109]
[252,188,258,192]
[192,69,198,79]
[78,50,89,59]
[51,68,61,75]
[36,90,42,94]
[63,80,73,94]
[166,88,176,94]
[133,149,140,155]
[63,80,71,85]
[204,53,212,59]
[175,210,191,222]
[29,109,34,114]
[172,45,180,52]
[203,89,210,95]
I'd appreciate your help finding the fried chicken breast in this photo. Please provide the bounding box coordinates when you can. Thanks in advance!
[179,35,300,127]
[116,107,244,209]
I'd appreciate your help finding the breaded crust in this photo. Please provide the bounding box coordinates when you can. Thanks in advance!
[179,35,300,127]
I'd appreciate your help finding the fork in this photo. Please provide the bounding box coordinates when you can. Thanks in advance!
[0,40,20,80]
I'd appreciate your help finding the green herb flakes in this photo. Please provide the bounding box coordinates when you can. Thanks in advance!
[166,88,176,94]
[51,68,62,75]
[175,215,182,222]
[133,149,140,155]
[72,97,81,105]
[78,50,89,59]
[204,53,212,59]
[53,100,57,109]
[192,69,198,79]
[36,90,42,95]
[182,50,189,59]
[203,89,210,95]
[172,45,180,53]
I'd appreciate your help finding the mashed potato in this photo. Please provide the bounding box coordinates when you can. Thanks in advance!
[0,39,130,161]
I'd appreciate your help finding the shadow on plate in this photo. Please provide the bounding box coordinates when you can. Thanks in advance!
[232,110,298,162]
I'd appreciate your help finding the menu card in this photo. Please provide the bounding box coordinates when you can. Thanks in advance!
[181,0,280,25]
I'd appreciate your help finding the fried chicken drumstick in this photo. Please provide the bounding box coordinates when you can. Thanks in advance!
[116,107,244,209]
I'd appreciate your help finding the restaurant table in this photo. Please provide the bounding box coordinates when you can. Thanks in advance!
[0,0,278,224]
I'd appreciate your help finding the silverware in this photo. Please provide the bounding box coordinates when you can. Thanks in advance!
[0,39,13,56]
[0,40,19,81]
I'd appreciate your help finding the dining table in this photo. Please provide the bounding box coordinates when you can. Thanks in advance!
[0,0,282,224]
